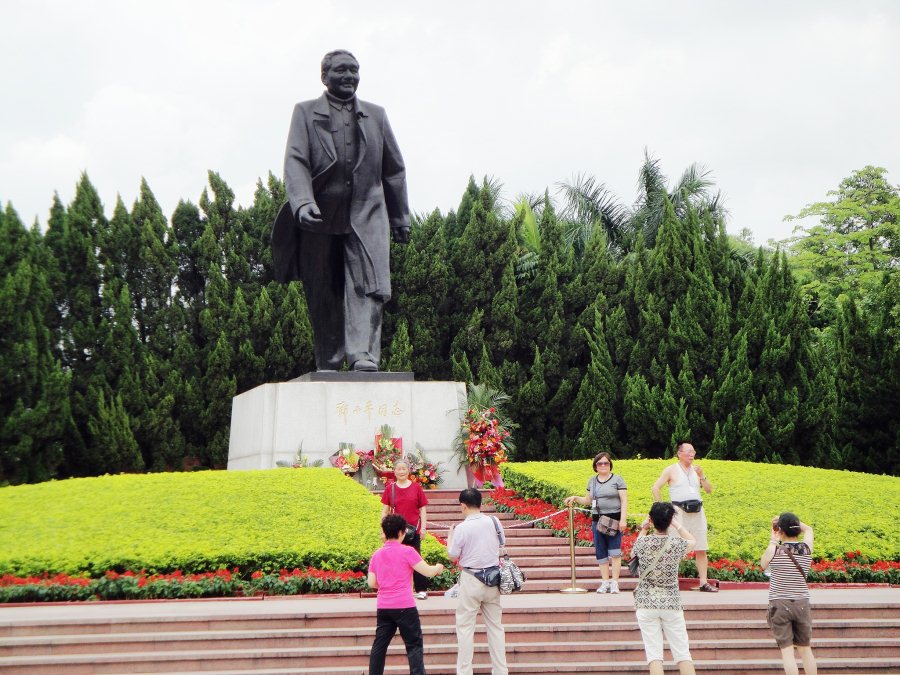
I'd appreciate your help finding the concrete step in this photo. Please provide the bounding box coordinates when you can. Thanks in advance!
[4,618,895,657]
[157,657,900,674]
[4,601,895,637]
[2,637,897,672]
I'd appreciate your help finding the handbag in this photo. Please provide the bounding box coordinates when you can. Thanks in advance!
[492,516,525,594]
[627,555,640,576]
[390,483,419,544]
[403,524,417,545]
[596,515,620,536]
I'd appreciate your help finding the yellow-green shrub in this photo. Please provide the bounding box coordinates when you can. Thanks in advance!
[0,468,448,577]
[504,460,900,561]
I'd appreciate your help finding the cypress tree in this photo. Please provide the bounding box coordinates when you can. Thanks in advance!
[0,205,72,483]
[131,179,177,354]
[569,310,618,459]
[476,344,502,390]
[385,318,413,372]
[394,210,451,378]
[268,282,315,380]
[450,347,474,383]
[515,348,548,459]
[86,386,143,473]
[141,357,187,471]
[202,332,237,468]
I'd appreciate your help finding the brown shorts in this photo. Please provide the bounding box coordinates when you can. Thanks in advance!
[767,598,812,648]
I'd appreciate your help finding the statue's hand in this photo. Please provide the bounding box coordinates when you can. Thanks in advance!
[297,203,323,227]
[391,226,410,244]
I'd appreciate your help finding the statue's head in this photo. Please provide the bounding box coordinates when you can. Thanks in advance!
[321,49,359,99]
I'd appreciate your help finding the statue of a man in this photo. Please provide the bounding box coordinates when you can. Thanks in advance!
[272,49,410,372]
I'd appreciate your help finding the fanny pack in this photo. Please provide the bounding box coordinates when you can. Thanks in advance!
[674,499,703,513]
[464,565,501,587]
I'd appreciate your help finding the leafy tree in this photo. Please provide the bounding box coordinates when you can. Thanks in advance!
[784,166,900,325]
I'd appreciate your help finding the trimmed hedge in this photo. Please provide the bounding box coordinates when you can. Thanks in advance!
[0,468,449,578]
[503,460,900,562]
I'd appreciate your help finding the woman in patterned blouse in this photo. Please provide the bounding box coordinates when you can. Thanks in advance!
[632,501,697,675]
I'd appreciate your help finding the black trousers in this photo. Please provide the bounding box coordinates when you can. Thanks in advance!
[405,532,428,593]
[369,607,425,675]
[296,228,383,370]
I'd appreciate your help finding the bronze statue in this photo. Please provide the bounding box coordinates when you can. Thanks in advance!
[272,50,410,372]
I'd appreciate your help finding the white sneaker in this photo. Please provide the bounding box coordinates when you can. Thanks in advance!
[596,581,610,594]
[609,580,620,594]
[414,591,428,600]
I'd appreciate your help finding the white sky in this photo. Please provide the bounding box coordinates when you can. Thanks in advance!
[1,1,898,246]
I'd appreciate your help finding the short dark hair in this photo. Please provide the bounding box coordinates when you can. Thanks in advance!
[459,488,482,508]
[675,440,692,453]
[649,501,676,531]
[381,513,407,540]
[593,452,613,471]
[321,49,358,76]
[777,512,802,537]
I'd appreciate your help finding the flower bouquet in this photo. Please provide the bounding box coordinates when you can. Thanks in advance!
[372,424,403,481]
[454,384,517,488]
[407,444,445,489]
[329,443,372,476]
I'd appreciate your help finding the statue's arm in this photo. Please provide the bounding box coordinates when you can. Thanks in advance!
[381,112,410,233]
[284,103,317,219]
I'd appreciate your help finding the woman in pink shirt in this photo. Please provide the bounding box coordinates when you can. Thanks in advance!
[368,514,445,675]
[381,459,430,599]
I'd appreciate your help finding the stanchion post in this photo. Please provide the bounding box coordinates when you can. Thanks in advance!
[560,504,587,593]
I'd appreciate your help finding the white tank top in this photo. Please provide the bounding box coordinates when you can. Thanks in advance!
[669,463,702,502]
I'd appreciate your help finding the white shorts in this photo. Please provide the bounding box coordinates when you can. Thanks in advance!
[670,506,708,551]
[635,608,693,664]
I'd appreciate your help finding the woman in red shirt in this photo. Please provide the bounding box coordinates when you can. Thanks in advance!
[380,460,430,599]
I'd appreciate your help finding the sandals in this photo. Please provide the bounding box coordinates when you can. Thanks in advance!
[696,582,719,593]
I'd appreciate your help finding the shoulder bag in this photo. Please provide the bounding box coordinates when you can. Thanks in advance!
[780,544,809,580]
[492,516,525,594]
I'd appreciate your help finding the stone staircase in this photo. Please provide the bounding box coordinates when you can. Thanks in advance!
[425,488,627,592]
[0,488,897,673]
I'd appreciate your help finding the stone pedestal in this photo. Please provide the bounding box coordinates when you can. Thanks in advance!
[227,376,469,489]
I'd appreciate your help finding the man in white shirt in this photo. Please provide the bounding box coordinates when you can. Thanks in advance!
[447,488,509,675]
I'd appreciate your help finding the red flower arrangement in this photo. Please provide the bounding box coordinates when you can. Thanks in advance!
[463,406,511,485]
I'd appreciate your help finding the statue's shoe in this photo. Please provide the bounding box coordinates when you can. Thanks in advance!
[351,359,378,372]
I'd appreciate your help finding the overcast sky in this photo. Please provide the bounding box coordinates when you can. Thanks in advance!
[2,1,898,246]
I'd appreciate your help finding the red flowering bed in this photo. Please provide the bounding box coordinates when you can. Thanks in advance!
[0,567,367,603]
[489,488,900,584]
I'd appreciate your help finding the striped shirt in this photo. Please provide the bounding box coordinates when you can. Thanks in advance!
[768,542,811,600]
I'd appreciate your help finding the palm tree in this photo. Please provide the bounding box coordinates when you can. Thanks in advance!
[556,151,729,256]
[556,173,631,257]
[631,151,728,248]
